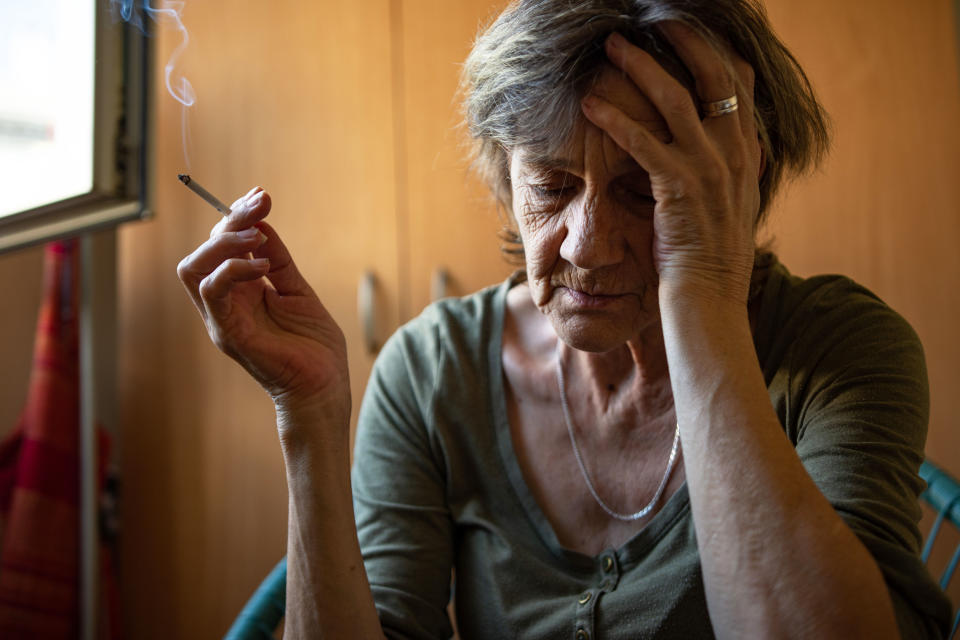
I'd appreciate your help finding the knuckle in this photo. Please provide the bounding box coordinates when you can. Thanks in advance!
[176,256,191,280]
[198,274,217,299]
[699,159,726,189]
[734,59,755,89]
[207,325,228,353]
[726,148,748,174]
[625,127,650,154]
[663,87,695,118]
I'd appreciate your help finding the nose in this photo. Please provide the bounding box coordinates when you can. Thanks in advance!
[559,191,624,270]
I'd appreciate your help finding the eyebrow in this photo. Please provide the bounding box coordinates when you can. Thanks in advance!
[522,155,645,176]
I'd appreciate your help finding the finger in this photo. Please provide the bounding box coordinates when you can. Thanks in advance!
[198,257,271,322]
[178,228,269,315]
[210,188,272,237]
[251,221,316,297]
[581,93,675,177]
[657,22,743,137]
[603,32,706,148]
[592,65,673,144]
[728,56,759,145]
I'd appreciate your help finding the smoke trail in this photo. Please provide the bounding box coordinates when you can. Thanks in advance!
[113,1,196,165]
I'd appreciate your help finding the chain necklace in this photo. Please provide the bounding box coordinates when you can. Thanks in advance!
[555,344,681,522]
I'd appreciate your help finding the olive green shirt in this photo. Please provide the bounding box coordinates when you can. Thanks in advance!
[352,258,951,639]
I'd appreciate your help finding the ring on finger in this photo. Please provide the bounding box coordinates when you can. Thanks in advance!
[701,94,739,117]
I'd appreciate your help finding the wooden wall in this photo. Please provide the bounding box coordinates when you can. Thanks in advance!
[762,0,960,605]
[106,0,959,637]
[761,0,960,471]
[0,247,43,438]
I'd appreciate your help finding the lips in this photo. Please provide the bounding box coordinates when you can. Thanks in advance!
[562,287,627,308]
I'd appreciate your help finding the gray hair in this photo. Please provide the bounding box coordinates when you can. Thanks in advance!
[460,0,830,261]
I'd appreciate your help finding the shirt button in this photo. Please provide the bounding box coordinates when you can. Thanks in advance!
[576,629,590,640]
[602,555,614,572]
[578,591,592,605]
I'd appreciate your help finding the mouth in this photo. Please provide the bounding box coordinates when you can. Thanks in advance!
[561,286,628,309]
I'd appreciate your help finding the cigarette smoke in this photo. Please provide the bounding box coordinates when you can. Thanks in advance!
[113,1,195,166]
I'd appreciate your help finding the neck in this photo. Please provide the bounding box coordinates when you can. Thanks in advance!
[560,322,674,424]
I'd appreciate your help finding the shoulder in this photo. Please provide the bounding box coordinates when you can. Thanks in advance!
[369,276,515,396]
[757,257,928,446]
[757,258,923,371]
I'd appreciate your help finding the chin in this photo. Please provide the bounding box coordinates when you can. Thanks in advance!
[550,310,658,353]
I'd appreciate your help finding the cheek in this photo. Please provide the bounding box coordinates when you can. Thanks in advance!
[514,200,564,305]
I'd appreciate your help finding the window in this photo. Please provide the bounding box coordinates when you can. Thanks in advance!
[0,0,150,253]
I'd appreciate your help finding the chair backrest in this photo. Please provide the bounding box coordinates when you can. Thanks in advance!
[920,459,960,639]
[223,557,287,640]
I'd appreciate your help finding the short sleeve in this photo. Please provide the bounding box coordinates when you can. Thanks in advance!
[785,279,952,638]
[352,315,455,640]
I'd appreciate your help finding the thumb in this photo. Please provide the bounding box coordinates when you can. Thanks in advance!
[252,221,315,298]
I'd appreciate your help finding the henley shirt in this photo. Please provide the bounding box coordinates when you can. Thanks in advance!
[352,257,951,639]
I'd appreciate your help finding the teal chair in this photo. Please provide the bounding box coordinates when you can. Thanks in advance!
[919,459,960,639]
[224,557,287,639]
[224,460,960,639]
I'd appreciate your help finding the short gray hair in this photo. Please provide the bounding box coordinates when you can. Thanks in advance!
[460,0,830,260]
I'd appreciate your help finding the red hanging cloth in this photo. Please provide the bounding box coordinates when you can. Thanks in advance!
[0,240,119,639]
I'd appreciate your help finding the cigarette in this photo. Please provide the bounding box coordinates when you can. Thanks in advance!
[177,174,232,216]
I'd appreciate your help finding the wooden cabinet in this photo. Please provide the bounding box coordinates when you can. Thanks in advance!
[398,1,513,315]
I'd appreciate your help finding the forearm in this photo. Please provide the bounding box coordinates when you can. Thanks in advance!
[279,409,385,640]
[660,291,899,640]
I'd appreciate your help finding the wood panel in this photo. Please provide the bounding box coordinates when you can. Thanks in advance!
[117,1,399,637]
[399,0,514,318]
[759,0,960,475]
[0,246,43,439]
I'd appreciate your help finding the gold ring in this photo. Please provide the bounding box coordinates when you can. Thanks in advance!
[702,95,738,117]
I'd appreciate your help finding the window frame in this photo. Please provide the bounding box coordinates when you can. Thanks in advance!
[0,2,151,255]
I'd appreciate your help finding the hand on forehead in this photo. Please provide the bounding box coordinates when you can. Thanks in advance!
[591,64,673,144]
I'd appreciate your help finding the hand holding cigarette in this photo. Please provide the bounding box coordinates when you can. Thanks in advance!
[175,177,352,431]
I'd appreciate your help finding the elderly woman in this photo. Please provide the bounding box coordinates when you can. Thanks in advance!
[177,0,950,637]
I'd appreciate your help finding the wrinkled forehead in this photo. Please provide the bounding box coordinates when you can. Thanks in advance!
[512,63,674,174]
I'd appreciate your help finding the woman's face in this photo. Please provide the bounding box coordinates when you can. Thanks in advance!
[509,66,672,352]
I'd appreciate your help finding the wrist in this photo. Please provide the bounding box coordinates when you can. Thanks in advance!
[275,391,352,460]
[658,280,749,318]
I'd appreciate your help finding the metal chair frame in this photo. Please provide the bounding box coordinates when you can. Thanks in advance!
[919,459,960,639]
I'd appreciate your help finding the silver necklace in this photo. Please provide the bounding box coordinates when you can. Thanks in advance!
[555,344,681,522]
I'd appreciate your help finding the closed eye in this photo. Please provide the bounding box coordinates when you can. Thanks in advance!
[622,188,656,204]
[614,173,656,207]
[531,184,575,198]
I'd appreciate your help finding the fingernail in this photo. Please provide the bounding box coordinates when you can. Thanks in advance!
[256,231,268,247]
[248,191,264,207]
[607,32,625,49]
[238,228,259,239]
[581,95,599,111]
[251,258,270,269]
